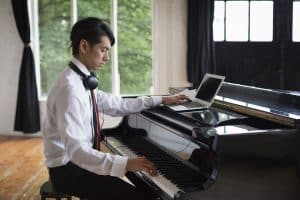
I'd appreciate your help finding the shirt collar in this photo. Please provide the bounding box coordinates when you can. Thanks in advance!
[71,57,91,76]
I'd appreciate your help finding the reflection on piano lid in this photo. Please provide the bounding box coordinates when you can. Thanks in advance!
[223,97,247,106]
[193,125,257,138]
[214,125,257,135]
[182,107,246,126]
[213,82,300,127]
[248,105,300,119]
[221,97,300,119]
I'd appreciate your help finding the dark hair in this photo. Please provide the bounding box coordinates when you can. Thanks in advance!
[70,17,115,55]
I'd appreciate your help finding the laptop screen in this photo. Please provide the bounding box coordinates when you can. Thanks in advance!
[165,73,224,112]
[195,74,224,103]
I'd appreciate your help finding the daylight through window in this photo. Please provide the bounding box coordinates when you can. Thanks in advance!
[293,1,300,42]
[38,0,152,95]
[213,1,274,42]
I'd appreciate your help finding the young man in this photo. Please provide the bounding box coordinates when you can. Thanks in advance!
[43,17,189,200]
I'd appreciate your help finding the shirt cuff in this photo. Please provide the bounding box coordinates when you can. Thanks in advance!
[151,96,162,106]
[110,155,128,177]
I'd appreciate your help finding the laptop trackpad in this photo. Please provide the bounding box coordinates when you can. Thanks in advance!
[168,105,187,111]
[168,104,206,112]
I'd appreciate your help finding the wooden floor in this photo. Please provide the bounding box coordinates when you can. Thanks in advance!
[0,135,48,200]
[0,135,120,200]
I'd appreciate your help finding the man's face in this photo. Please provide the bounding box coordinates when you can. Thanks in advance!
[82,36,111,71]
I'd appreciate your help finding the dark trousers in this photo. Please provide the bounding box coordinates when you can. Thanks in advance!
[48,162,157,200]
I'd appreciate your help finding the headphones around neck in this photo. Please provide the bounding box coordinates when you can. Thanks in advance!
[69,62,99,90]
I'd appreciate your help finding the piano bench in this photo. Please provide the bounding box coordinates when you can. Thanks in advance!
[40,180,80,200]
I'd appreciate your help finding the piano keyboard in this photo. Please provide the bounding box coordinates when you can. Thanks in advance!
[106,136,206,199]
[106,136,182,198]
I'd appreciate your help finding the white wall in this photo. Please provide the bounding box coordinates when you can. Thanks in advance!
[153,0,191,94]
[0,0,23,134]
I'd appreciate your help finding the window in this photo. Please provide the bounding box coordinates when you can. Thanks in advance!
[213,1,225,41]
[77,0,112,92]
[38,0,152,96]
[250,1,273,41]
[293,1,300,42]
[118,1,152,94]
[213,0,274,42]
[226,1,249,41]
[39,0,71,95]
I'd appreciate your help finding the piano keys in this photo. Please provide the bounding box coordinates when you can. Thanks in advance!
[103,82,300,200]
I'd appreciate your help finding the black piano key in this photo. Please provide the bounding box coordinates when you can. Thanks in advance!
[117,135,206,189]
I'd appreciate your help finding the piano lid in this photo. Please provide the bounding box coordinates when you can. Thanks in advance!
[169,82,300,128]
[215,82,300,127]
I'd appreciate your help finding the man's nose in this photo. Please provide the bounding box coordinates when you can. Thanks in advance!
[104,52,110,61]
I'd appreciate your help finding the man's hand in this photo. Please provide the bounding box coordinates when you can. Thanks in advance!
[126,156,158,176]
[162,94,191,105]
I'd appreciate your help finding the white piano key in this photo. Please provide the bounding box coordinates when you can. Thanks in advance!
[106,137,184,199]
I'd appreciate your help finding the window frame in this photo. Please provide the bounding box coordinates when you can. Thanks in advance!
[29,0,42,98]
[31,0,123,98]
[214,0,275,43]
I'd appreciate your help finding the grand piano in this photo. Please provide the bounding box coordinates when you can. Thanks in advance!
[102,82,300,200]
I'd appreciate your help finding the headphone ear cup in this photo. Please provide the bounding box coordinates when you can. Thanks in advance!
[69,62,99,90]
[84,75,99,90]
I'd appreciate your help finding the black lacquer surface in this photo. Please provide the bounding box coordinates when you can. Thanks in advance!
[217,82,300,120]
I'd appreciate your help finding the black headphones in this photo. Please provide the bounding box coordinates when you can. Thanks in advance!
[69,62,99,90]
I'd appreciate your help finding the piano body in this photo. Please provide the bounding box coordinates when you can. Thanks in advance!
[103,82,300,200]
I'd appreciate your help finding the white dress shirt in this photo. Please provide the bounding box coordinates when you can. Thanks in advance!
[43,57,162,177]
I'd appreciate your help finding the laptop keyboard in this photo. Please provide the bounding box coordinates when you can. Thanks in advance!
[183,101,204,108]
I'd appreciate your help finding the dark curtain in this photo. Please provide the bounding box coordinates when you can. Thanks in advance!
[11,0,40,133]
[187,0,215,87]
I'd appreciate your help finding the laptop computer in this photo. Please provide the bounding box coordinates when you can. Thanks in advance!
[166,73,225,112]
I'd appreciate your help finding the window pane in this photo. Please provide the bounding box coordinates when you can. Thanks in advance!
[118,1,152,95]
[39,0,71,95]
[293,2,300,42]
[78,0,112,92]
[213,1,225,41]
[250,1,273,41]
[226,1,249,41]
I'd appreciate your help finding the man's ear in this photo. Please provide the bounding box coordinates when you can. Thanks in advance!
[79,39,89,54]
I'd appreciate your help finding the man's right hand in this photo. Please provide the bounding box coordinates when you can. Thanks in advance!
[126,156,158,176]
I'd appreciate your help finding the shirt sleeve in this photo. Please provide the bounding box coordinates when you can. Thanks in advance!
[56,87,128,177]
[96,90,162,116]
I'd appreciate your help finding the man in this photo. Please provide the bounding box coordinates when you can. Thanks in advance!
[43,17,189,200]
